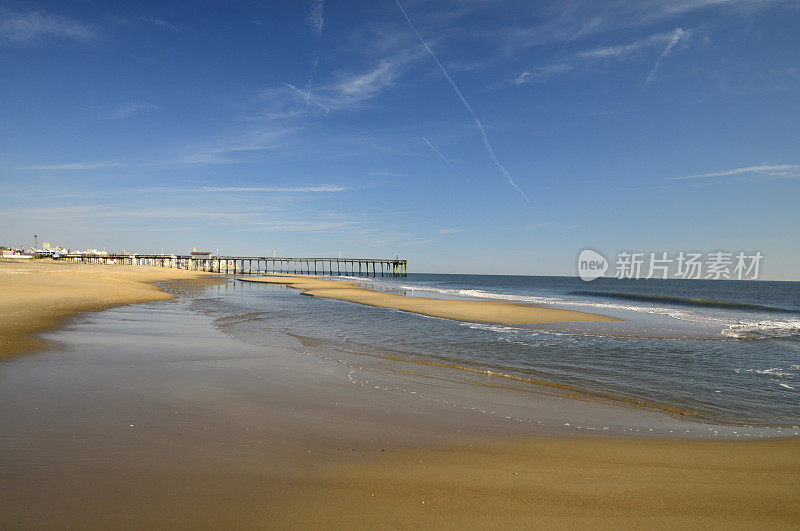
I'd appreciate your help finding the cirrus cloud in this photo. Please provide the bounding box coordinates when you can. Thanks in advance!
[0,12,96,45]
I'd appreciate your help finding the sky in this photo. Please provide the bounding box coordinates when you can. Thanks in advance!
[1,0,798,279]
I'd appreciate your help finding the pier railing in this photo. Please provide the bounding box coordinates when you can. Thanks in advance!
[59,253,408,277]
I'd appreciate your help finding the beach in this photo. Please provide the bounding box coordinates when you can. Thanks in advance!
[1,260,799,528]
[0,259,217,359]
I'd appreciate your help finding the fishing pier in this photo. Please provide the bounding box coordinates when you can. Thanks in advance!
[60,253,408,277]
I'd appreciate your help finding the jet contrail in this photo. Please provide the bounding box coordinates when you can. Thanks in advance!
[285,82,329,113]
[646,28,685,83]
[394,0,529,203]
[304,1,324,100]
[422,136,455,168]
[305,56,319,104]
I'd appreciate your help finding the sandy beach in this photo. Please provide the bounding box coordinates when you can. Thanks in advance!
[1,261,798,528]
[5,0,797,526]
[241,274,617,324]
[0,259,217,359]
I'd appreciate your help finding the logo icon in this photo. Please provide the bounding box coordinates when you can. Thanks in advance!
[578,249,608,281]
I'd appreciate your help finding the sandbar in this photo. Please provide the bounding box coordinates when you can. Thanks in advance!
[241,274,618,324]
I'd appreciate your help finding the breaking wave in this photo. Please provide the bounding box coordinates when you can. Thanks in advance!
[394,283,800,340]
[571,291,800,314]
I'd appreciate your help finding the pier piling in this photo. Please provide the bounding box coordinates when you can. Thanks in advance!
[60,253,408,277]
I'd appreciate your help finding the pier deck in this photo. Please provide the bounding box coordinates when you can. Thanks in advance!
[59,254,407,277]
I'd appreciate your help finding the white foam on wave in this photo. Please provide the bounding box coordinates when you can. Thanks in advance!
[736,366,799,379]
[461,322,523,334]
[458,322,586,342]
[721,319,800,339]
[755,367,793,377]
[398,284,702,318]
[400,286,556,304]
[395,283,800,340]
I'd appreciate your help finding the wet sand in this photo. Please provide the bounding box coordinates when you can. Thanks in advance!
[241,274,617,324]
[0,259,217,358]
[1,264,798,528]
[277,437,799,529]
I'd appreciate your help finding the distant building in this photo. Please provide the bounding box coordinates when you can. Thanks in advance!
[41,242,68,255]
[1,249,31,259]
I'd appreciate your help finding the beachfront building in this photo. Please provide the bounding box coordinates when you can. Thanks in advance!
[40,243,68,256]
[1,249,32,259]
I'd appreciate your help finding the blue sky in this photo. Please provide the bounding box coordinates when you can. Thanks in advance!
[1,0,798,278]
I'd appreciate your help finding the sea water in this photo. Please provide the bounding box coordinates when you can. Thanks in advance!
[198,274,800,426]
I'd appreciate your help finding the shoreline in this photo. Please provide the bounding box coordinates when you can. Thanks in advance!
[0,259,219,359]
[1,262,798,527]
[240,273,619,324]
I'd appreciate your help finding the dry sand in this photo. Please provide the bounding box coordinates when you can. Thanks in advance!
[242,274,618,324]
[0,259,216,358]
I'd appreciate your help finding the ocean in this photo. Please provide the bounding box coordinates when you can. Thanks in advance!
[199,274,800,427]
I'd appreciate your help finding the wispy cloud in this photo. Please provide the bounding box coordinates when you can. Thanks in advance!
[572,27,691,83]
[305,0,324,102]
[368,170,402,177]
[166,128,295,163]
[98,102,161,119]
[262,58,407,117]
[511,30,688,88]
[235,220,360,232]
[501,0,776,52]
[2,202,369,237]
[394,0,530,204]
[308,0,324,36]
[522,222,548,231]
[304,56,320,105]
[396,238,437,247]
[437,228,465,235]
[147,17,177,31]
[7,205,271,222]
[577,31,679,59]
[646,28,689,83]
[515,63,573,85]
[284,82,330,113]
[0,12,96,45]
[422,137,455,168]
[578,109,621,117]
[336,61,398,100]
[106,14,179,32]
[13,129,293,171]
[674,164,800,180]
[255,18,426,120]
[199,185,345,193]
[14,161,123,171]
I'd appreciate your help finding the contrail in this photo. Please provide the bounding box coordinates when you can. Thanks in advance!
[422,136,455,168]
[305,56,319,104]
[285,82,329,113]
[306,1,323,103]
[394,0,529,203]
[646,28,685,83]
